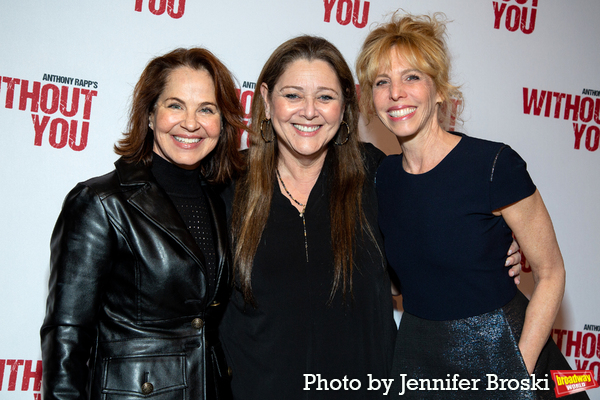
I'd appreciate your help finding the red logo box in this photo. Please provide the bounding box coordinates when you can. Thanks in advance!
[551,370,598,397]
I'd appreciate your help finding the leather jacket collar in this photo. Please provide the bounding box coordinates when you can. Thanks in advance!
[113,157,230,306]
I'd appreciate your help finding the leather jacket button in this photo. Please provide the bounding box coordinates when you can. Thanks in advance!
[228,367,233,377]
[191,318,204,329]
[141,382,154,395]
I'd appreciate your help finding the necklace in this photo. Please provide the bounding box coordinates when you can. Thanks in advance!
[276,168,309,262]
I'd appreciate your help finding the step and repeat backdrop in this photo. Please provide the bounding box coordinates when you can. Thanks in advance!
[1,1,599,398]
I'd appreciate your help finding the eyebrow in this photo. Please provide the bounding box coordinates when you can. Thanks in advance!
[162,97,218,107]
[376,68,422,78]
[278,85,340,94]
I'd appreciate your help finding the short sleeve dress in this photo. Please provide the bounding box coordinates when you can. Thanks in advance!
[376,133,587,399]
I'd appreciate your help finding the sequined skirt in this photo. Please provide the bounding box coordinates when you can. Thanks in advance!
[389,291,589,399]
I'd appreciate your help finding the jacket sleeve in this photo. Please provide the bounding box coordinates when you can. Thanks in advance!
[40,184,115,400]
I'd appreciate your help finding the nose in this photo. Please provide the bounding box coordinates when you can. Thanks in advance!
[182,109,200,131]
[390,81,406,101]
[301,97,318,120]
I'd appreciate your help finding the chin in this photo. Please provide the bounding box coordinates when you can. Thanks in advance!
[297,146,327,157]
[173,156,204,169]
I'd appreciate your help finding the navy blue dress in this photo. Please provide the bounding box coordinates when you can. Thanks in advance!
[377,133,585,399]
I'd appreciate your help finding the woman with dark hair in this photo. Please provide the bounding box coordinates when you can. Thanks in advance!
[219,35,396,400]
[40,47,244,400]
[356,12,585,399]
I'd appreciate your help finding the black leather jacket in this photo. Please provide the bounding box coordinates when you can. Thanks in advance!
[41,158,232,400]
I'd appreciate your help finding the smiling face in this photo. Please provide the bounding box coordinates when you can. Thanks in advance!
[150,66,221,170]
[372,48,442,140]
[262,58,344,164]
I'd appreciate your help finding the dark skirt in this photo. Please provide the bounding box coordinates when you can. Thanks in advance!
[389,291,589,399]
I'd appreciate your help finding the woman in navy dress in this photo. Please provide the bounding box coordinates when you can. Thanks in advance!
[356,12,586,399]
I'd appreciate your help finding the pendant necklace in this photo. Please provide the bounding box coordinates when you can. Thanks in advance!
[276,168,309,262]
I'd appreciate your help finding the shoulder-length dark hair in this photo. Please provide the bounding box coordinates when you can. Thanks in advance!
[114,47,245,184]
[232,35,378,304]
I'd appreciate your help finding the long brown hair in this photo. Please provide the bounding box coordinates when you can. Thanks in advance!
[114,47,245,184]
[232,35,376,304]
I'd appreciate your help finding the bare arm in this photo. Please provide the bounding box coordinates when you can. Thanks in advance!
[495,189,565,374]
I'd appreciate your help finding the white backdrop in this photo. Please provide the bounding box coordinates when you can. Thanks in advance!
[1,1,599,398]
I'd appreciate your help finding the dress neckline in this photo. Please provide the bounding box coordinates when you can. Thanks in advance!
[400,132,465,177]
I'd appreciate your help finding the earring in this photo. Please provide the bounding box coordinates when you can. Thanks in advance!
[334,121,350,145]
[260,119,274,143]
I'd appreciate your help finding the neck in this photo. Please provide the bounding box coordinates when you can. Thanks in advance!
[397,125,460,174]
[276,150,326,208]
[151,152,202,195]
[277,149,326,185]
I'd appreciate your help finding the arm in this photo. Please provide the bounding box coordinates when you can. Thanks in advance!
[40,185,114,400]
[495,189,565,374]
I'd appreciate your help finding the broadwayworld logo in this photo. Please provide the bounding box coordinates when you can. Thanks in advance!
[551,370,598,397]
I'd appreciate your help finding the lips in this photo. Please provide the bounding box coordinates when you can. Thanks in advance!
[293,124,320,133]
[173,136,202,144]
[388,107,416,118]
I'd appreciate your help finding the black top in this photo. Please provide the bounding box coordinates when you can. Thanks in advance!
[377,133,536,320]
[151,154,217,296]
[220,143,396,399]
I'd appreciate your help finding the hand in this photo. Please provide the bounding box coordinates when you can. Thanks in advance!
[506,238,522,285]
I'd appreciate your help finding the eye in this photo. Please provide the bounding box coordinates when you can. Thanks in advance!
[406,74,421,82]
[200,107,216,114]
[375,79,389,87]
[284,93,300,100]
[319,95,334,101]
[167,102,183,110]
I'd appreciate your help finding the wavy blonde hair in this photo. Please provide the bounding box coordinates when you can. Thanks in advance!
[356,12,463,125]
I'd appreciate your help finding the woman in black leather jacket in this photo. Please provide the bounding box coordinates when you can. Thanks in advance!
[40,48,245,400]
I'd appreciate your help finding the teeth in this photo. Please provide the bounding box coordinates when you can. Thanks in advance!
[293,124,319,133]
[174,136,201,144]
[389,107,416,118]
